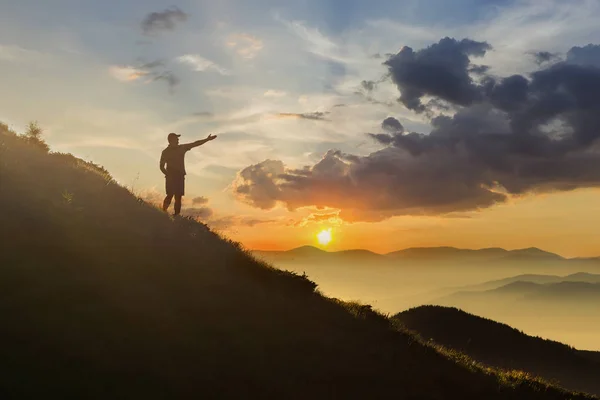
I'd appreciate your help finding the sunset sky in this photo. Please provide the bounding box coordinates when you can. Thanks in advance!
[2,0,600,257]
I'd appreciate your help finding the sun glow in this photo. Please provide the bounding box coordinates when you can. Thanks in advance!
[317,228,332,246]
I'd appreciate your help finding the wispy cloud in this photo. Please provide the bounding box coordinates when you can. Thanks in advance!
[264,90,287,97]
[276,112,330,121]
[177,54,230,75]
[274,14,360,65]
[276,15,337,58]
[141,7,188,35]
[109,60,179,93]
[0,44,43,63]
[226,33,263,59]
[109,65,150,82]
[192,111,214,117]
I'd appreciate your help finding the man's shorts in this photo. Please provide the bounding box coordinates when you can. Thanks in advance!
[165,174,185,196]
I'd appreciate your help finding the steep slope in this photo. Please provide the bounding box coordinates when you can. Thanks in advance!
[0,125,595,399]
[394,306,600,396]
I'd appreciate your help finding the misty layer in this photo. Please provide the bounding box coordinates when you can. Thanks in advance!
[233,39,600,222]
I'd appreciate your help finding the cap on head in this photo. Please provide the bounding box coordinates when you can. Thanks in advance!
[167,132,181,144]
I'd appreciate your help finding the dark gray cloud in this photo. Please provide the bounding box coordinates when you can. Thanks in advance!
[530,51,560,65]
[384,37,491,113]
[381,117,404,132]
[232,39,600,222]
[141,7,188,35]
[192,196,209,205]
[566,44,600,68]
[277,112,330,121]
[468,64,490,75]
[486,74,529,112]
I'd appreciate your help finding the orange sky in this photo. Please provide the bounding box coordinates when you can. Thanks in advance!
[233,188,600,258]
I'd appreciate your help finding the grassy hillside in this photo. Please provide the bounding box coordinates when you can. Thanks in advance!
[0,123,596,399]
[394,306,600,396]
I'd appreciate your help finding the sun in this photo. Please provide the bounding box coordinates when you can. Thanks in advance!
[316,228,333,246]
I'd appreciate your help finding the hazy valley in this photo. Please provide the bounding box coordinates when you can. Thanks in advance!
[255,246,600,351]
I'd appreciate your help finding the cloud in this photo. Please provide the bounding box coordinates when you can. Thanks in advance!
[226,33,263,59]
[109,60,179,93]
[177,54,230,75]
[141,7,188,35]
[231,38,600,222]
[360,80,377,93]
[276,112,330,121]
[192,196,209,205]
[276,15,344,63]
[0,44,42,63]
[233,160,285,210]
[109,65,150,81]
[384,37,491,113]
[295,211,344,227]
[566,44,600,68]
[530,51,561,66]
[264,90,287,97]
[381,117,404,132]
[192,111,214,118]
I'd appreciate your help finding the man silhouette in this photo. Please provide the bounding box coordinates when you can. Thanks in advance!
[160,132,217,216]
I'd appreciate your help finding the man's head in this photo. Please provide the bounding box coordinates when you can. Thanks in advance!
[167,132,180,145]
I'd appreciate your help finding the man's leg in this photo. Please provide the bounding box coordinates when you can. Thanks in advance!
[174,195,182,216]
[162,194,173,211]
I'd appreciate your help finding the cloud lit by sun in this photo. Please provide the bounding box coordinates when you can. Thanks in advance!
[317,228,332,246]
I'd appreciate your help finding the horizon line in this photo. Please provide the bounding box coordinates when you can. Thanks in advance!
[249,244,600,259]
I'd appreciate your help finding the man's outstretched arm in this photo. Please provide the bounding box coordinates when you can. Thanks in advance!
[183,134,218,150]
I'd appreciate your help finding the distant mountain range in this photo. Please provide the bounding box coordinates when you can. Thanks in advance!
[452,272,600,292]
[394,306,600,396]
[253,245,598,265]
[437,280,600,305]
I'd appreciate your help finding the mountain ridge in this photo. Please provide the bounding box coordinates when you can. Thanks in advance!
[254,245,582,260]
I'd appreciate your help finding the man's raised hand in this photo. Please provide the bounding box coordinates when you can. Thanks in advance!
[207,134,217,141]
